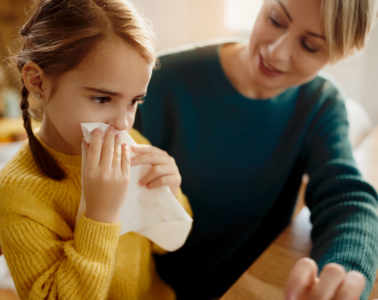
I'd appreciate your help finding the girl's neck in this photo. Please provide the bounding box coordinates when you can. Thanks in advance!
[37,117,79,155]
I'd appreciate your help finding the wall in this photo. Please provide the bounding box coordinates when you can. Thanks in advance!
[131,0,378,124]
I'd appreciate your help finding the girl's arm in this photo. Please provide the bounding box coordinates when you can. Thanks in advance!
[0,196,120,300]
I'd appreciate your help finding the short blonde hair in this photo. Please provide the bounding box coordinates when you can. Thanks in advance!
[322,0,378,61]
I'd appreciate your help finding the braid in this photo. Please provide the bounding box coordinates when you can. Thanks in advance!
[20,85,66,180]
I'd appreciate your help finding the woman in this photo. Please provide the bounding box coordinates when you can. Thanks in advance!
[135,0,378,299]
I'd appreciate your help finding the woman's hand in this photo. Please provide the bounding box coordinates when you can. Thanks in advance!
[130,145,182,197]
[83,126,130,223]
[285,257,369,300]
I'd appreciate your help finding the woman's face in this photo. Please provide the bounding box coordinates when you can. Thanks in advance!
[248,0,330,94]
[39,35,153,154]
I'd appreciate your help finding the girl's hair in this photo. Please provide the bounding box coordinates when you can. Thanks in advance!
[12,0,156,180]
[321,0,378,61]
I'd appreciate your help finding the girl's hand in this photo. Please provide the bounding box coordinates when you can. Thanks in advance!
[82,126,131,223]
[130,145,182,197]
[285,257,367,300]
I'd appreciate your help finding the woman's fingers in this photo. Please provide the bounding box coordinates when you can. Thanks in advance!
[286,257,318,300]
[308,263,346,300]
[333,271,366,300]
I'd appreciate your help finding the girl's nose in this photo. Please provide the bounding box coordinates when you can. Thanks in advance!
[111,112,130,131]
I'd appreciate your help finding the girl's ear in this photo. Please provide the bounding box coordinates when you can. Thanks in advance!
[22,62,48,101]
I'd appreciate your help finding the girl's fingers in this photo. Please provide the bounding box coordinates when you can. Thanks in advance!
[333,271,366,300]
[112,134,121,169]
[131,153,171,166]
[146,174,180,189]
[131,144,167,155]
[286,257,318,300]
[140,165,175,186]
[121,144,130,175]
[100,126,115,169]
[308,263,346,300]
[85,128,103,169]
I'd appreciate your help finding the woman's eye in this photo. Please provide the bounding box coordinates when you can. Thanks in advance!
[92,96,111,104]
[302,40,319,53]
[269,16,284,28]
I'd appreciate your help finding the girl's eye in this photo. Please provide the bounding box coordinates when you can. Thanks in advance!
[131,97,145,105]
[92,96,111,104]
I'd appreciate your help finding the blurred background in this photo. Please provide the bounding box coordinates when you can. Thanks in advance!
[0,0,377,138]
[131,0,378,123]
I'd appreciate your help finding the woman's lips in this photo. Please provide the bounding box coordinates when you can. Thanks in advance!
[258,54,284,78]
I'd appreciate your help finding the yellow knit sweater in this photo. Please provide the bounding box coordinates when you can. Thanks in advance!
[0,129,192,300]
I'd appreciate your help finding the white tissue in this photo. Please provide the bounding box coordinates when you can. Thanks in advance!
[0,256,15,290]
[77,122,192,251]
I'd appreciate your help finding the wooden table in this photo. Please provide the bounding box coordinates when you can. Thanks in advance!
[221,206,378,300]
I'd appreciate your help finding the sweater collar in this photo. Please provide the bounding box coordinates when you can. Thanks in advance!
[34,134,82,170]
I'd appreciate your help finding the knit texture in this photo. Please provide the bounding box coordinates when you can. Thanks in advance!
[135,44,378,300]
[0,128,192,300]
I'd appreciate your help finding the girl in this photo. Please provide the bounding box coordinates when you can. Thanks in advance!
[135,0,378,299]
[0,0,192,299]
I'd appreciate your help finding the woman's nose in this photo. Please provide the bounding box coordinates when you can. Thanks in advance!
[267,34,293,65]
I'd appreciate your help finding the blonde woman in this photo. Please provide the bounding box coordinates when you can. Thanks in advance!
[136,0,378,299]
[0,0,192,299]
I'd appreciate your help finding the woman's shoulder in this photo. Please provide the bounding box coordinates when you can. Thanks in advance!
[298,73,346,109]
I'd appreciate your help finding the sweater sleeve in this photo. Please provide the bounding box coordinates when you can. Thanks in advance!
[0,200,120,299]
[303,82,378,300]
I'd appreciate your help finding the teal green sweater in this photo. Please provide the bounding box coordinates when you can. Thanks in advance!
[135,44,378,299]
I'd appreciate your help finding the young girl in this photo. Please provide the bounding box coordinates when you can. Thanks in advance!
[0,0,192,299]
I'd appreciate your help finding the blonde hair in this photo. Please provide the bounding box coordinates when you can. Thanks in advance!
[12,0,156,180]
[322,0,378,60]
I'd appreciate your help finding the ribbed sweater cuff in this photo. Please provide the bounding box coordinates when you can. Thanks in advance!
[74,215,120,261]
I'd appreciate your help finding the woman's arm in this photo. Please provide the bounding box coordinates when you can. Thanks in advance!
[300,87,378,300]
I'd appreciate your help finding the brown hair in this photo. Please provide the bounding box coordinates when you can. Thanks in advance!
[12,0,155,180]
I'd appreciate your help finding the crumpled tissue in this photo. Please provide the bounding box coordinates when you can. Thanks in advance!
[76,122,192,251]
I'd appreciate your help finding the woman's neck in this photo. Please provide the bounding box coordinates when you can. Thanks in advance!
[219,43,285,100]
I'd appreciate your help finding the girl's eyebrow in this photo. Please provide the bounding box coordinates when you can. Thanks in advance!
[83,87,146,98]
[84,87,120,96]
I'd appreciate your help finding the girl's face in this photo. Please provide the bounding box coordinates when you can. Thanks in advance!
[247,0,330,95]
[39,36,153,154]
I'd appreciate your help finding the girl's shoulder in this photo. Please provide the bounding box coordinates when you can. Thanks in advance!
[0,142,43,184]
[129,128,151,145]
